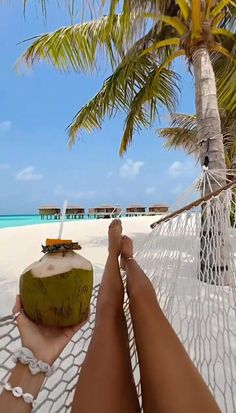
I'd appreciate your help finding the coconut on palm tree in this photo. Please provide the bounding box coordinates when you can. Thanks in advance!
[20,1,236,189]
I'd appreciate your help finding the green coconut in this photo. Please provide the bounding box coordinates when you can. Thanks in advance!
[20,244,93,327]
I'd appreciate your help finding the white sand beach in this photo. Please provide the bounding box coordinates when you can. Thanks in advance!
[0,216,155,317]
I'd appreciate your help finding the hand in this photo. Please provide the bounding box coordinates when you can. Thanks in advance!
[13,295,88,365]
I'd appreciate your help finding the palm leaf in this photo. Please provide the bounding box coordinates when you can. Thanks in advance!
[68,53,159,143]
[191,0,202,39]
[140,38,180,58]
[159,110,236,166]
[119,68,180,155]
[211,27,236,41]
[176,0,191,21]
[158,113,198,155]
[206,0,215,19]
[145,13,186,36]
[67,52,180,152]
[211,33,236,110]
[18,15,133,72]
[210,0,236,18]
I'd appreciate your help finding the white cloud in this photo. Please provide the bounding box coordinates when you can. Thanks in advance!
[168,160,195,178]
[0,163,10,170]
[54,185,96,200]
[146,187,156,195]
[120,159,144,179]
[0,120,11,131]
[16,166,43,181]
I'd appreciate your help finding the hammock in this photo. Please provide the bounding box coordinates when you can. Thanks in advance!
[0,169,235,413]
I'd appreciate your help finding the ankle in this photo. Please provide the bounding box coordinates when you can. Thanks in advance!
[108,250,120,259]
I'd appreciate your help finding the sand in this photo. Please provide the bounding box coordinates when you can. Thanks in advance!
[0,216,155,317]
[0,215,235,412]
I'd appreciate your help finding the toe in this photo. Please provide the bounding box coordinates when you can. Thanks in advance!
[109,218,122,231]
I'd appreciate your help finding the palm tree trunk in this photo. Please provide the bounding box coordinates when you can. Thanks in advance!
[193,46,228,284]
[192,46,226,191]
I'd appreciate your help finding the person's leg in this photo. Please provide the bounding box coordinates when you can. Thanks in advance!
[121,236,221,413]
[71,220,140,413]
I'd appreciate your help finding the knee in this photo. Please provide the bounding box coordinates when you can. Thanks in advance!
[95,297,125,320]
[127,279,157,306]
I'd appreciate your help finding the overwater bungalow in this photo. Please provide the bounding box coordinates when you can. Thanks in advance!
[89,205,121,219]
[66,205,85,219]
[38,206,61,220]
[149,204,169,215]
[126,205,146,217]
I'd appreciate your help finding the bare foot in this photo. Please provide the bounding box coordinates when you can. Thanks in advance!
[108,219,122,256]
[120,235,134,270]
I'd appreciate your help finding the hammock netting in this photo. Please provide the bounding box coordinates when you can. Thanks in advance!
[0,169,236,412]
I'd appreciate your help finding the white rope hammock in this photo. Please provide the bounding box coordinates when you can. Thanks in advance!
[0,169,236,413]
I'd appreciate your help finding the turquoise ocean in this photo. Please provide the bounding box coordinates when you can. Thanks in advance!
[0,215,92,229]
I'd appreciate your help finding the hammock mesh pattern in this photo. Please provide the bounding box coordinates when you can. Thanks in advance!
[135,188,236,413]
[0,286,141,412]
[0,173,236,412]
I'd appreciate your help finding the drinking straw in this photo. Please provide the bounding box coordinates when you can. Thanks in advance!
[58,200,68,239]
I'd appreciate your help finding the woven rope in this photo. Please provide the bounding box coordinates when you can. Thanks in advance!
[0,171,236,412]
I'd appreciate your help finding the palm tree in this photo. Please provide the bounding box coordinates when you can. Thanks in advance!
[20,1,236,189]
[159,110,236,170]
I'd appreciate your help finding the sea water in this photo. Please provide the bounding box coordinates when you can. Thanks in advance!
[0,214,126,229]
[0,215,92,229]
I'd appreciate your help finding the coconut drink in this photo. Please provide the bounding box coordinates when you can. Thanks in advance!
[19,239,93,327]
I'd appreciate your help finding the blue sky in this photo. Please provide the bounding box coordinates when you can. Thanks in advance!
[0,2,199,215]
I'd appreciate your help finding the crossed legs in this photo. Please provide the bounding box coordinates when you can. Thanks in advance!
[72,220,221,413]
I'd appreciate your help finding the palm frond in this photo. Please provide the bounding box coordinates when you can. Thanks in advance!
[68,53,159,143]
[67,53,180,152]
[211,33,236,111]
[176,0,190,21]
[114,0,180,15]
[210,0,236,18]
[119,68,180,155]
[159,109,236,166]
[158,113,198,155]
[19,15,133,72]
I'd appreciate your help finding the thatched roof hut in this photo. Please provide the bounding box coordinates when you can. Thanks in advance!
[66,205,85,214]
[38,206,61,215]
[38,206,61,220]
[126,204,146,214]
[94,205,119,213]
[89,205,121,218]
[149,204,169,214]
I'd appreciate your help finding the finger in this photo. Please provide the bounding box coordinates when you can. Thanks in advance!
[12,295,22,314]
[12,295,27,331]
